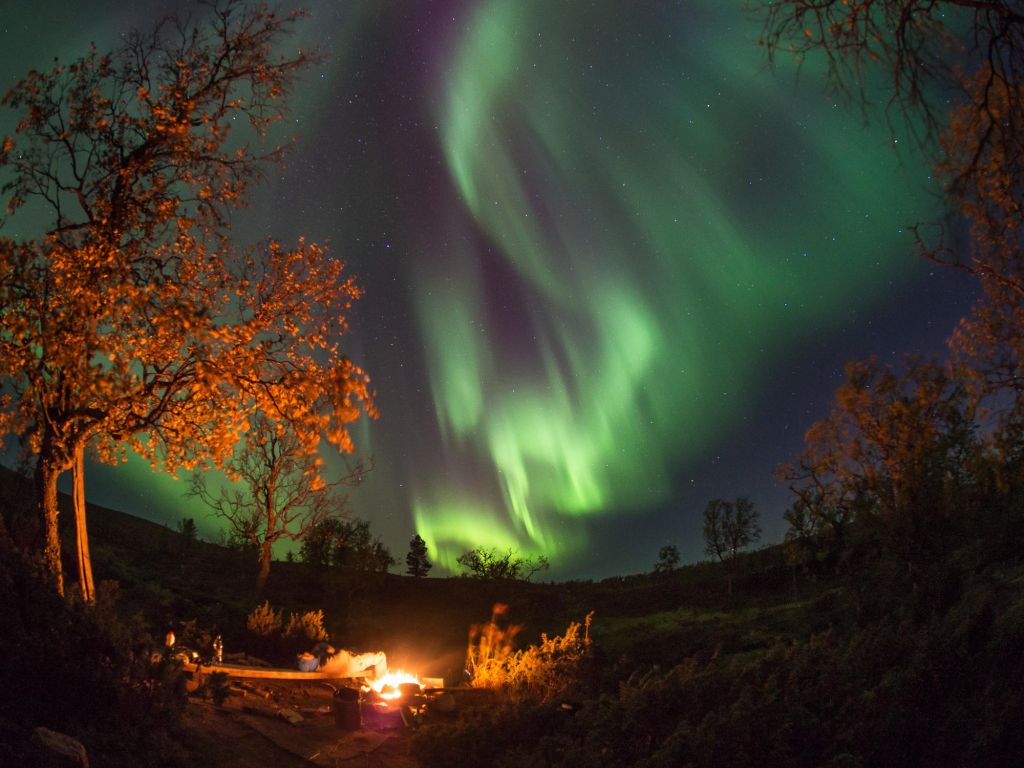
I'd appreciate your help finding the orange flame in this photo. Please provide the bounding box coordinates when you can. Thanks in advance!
[367,671,422,700]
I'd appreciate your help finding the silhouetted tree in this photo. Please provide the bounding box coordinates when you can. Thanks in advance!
[189,414,367,594]
[0,1,375,596]
[457,547,549,581]
[406,534,432,577]
[726,497,762,557]
[300,516,393,573]
[703,498,761,561]
[300,518,342,568]
[333,519,394,572]
[703,497,761,594]
[654,544,680,574]
[176,518,199,553]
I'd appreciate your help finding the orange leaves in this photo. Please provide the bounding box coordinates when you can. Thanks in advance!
[0,1,374,558]
[783,354,977,533]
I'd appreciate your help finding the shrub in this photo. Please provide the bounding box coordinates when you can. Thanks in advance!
[457,547,549,580]
[467,604,593,703]
[245,600,282,637]
[244,602,332,662]
[284,609,330,643]
[0,538,188,767]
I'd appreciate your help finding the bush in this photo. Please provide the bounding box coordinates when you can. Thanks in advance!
[0,537,188,767]
[284,609,329,643]
[467,605,593,703]
[457,547,549,580]
[245,600,282,636]
[244,601,332,662]
[416,574,1024,768]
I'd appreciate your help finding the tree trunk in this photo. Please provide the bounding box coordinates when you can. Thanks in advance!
[256,543,273,595]
[73,444,95,603]
[34,456,64,596]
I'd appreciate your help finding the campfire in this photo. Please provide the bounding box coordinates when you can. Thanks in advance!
[357,669,447,728]
[366,671,424,700]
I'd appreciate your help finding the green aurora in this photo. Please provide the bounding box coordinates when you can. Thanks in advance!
[0,1,949,578]
[409,0,932,571]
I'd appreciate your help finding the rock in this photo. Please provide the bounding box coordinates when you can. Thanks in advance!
[31,727,89,768]
[278,707,304,725]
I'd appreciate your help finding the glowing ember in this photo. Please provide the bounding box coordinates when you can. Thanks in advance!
[367,671,422,700]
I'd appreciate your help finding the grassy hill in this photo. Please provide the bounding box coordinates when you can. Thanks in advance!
[77,495,832,684]
[0,464,836,685]
[7,465,1021,767]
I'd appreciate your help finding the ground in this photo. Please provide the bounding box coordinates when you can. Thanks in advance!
[181,680,418,768]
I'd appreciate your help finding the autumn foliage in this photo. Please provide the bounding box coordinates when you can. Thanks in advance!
[0,2,374,594]
[761,0,1024,583]
[466,603,592,703]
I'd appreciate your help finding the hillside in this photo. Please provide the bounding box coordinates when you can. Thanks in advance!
[54,473,830,684]
[6,462,1024,768]
[4,464,1024,767]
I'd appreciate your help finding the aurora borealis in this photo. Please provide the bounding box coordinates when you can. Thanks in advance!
[1,0,972,577]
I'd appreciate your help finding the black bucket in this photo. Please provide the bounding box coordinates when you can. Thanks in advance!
[333,686,361,730]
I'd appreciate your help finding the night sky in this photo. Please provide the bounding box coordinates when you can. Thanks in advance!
[0,0,975,579]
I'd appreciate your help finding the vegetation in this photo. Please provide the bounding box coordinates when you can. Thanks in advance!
[3,462,1021,767]
[0,527,188,767]
[703,497,762,563]
[244,600,283,638]
[0,2,1022,765]
[409,7,1024,767]
[406,533,433,577]
[189,413,368,594]
[702,496,762,594]
[283,607,330,644]
[243,601,330,662]
[417,582,1024,768]
[176,518,199,546]
[457,547,550,581]
[653,544,680,574]
[0,0,374,597]
[299,516,394,572]
[465,605,593,703]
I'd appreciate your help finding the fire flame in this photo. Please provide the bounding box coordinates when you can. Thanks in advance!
[367,671,422,700]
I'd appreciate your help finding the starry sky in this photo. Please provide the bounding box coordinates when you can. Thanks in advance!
[0,0,975,579]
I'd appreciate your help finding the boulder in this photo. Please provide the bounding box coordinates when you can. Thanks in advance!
[278,708,304,726]
[31,727,88,768]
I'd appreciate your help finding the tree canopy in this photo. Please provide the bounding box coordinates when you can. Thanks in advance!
[457,547,550,581]
[759,0,1024,438]
[300,516,394,573]
[406,533,432,578]
[0,0,375,594]
[189,413,368,594]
